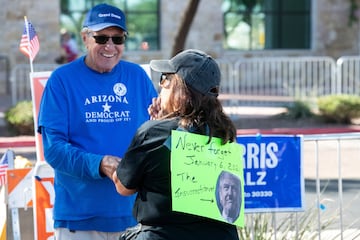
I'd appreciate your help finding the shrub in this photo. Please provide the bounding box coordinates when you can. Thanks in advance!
[317,94,360,124]
[237,181,349,240]
[284,101,315,119]
[4,100,34,135]
[237,199,338,240]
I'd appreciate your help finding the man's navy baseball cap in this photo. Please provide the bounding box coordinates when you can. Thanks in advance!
[83,3,127,32]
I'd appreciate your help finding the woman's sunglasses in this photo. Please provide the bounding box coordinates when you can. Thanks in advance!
[159,74,173,88]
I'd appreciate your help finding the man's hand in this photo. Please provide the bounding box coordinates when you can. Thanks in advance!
[100,155,121,179]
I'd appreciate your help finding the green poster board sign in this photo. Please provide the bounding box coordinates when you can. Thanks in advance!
[170,130,244,227]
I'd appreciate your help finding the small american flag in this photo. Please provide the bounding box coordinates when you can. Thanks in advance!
[19,19,40,61]
[0,151,9,186]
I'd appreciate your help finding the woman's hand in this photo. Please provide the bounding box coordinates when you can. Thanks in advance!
[112,171,136,196]
[148,97,161,120]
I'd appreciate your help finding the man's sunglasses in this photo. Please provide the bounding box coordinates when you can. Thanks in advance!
[92,35,126,45]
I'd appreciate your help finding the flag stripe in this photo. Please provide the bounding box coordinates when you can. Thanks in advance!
[0,152,9,186]
[19,20,40,61]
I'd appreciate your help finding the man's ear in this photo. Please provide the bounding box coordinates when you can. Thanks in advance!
[81,32,87,44]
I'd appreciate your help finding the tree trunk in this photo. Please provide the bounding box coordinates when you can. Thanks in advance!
[171,0,201,57]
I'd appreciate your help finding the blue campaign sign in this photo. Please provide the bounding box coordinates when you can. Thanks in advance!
[236,135,304,213]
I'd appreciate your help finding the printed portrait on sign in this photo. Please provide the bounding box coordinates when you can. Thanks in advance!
[215,171,242,223]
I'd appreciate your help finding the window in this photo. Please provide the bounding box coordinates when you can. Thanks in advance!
[222,0,311,50]
[60,0,160,51]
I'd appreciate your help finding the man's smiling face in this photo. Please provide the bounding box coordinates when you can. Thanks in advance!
[83,26,126,73]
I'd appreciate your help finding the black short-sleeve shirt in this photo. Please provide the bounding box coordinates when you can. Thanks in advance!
[116,118,239,240]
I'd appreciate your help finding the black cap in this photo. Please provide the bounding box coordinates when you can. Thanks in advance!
[150,49,220,96]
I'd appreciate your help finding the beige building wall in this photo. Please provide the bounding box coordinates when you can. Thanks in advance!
[315,0,360,57]
[1,0,60,66]
[125,0,224,62]
[1,0,360,72]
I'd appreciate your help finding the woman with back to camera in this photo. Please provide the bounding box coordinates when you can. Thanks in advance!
[112,49,240,240]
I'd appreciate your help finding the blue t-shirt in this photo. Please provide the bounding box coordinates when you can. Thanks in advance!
[38,56,158,232]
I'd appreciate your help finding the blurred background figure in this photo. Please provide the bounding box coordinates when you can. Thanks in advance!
[140,41,149,50]
[55,29,79,64]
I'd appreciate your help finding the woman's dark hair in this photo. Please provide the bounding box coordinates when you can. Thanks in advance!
[163,74,236,144]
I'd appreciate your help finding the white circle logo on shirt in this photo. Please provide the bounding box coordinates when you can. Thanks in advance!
[113,83,127,96]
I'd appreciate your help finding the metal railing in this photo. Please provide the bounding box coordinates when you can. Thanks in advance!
[242,133,360,240]
[10,64,58,105]
[0,55,10,95]
[9,56,360,106]
[336,56,360,96]
[218,56,360,107]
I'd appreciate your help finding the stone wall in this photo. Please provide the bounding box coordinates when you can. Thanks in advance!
[125,0,223,62]
[1,0,60,66]
[315,0,360,58]
[2,0,360,64]
[0,0,60,94]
